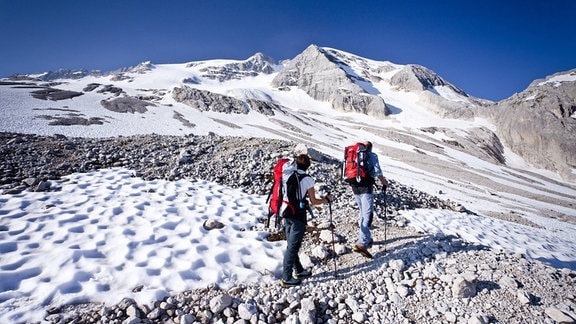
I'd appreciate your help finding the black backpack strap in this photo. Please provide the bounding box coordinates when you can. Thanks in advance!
[297,173,310,198]
[282,172,311,219]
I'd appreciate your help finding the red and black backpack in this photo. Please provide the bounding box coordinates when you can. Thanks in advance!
[343,142,373,185]
[265,158,310,228]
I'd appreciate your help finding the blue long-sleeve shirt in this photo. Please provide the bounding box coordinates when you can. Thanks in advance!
[367,152,383,178]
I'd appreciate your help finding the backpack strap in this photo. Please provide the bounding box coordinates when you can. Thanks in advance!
[282,172,310,217]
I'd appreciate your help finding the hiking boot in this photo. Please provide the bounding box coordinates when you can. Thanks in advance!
[294,269,312,279]
[353,244,373,259]
[280,277,302,287]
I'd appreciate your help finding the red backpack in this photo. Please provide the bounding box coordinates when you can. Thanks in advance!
[343,142,371,184]
[267,158,290,222]
[265,158,310,228]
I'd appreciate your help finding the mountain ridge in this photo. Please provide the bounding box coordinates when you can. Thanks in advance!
[1,44,574,219]
[1,44,575,323]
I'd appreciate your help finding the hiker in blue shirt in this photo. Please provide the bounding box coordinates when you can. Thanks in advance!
[349,141,388,258]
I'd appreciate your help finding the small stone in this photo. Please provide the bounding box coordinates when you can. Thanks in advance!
[352,312,367,323]
[203,219,225,230]
[209,294,232,314]
[389,259,406,272]
[498,275,519,289]
[517,290,532,304]
[452,274,477,298]
[180,314,196,324]
[238,302,258,320]
[468,314,489,324]
[397,285,410,298]
[312,245,329,259]
[445,311,457,323]
[319,230,336,243]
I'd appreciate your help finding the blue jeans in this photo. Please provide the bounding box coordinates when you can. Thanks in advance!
[355,193,374,246]
[283,217,306,281]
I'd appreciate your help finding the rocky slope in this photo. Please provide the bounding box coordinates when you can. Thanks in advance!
[1,132,574,324]
[482,69,576,182]
[271,45,390,118]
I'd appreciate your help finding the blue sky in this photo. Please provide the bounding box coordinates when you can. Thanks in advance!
[1,0,574,101]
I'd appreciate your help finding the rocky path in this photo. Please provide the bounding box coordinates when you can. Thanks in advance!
[43,217,576,323]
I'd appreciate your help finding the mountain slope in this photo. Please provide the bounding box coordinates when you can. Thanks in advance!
[1,45,574,234]
[1,44,576,323]
[483,69,576,181]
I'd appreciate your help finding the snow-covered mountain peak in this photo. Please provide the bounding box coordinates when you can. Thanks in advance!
[15,68,101,81]
[322,46,401,76]
[1,44,574,182]
[180,52,278,83]
[289,45,478,110]
[389,64,462,94]
[118,60,155,74]
[1,44,575,324]
[533,68,576,89]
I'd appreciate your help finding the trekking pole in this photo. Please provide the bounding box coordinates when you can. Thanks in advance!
[383,186,388,252]
[328,199,338,278]
[264,178,273,228]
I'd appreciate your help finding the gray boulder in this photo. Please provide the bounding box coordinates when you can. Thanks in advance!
[172,86,278,116]
[172,86,249,114]
[451,273,478,298]
[245,98,278,116]
[100,96,154,113]
[193,52,277,82]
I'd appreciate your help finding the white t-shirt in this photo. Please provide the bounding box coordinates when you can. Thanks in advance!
[295,169,314,197]
[280,169,314,215]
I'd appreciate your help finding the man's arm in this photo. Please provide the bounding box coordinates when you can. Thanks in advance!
[378,175,388,191]
[307,187,333,205]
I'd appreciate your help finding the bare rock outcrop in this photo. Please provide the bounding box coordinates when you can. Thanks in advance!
[172,86,249,114]
[420,126,506,164]
[30,87,83,101]
[244,98,279,116]
[390,64,464,94]
[486,69,576,181]
[271,44,390,118]
[100,97,155,113]
[390,64,482,119]
[190,53,277,82]
[172,86,277,116]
